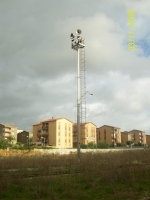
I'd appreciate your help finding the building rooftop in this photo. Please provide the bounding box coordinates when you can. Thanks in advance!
[73,122,97,127]
[33,118,73,126]
[98,125,120,129]
[0,123,17,127]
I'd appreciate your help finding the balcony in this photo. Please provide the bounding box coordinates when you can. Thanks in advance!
[4,129,11,133]
[4,133,10,137]
[42,126,48,129]
[37,132,48,137]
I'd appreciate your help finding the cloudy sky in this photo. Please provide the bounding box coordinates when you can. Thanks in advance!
[0,0,150,134]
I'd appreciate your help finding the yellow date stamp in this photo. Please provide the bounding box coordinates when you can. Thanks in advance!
[128,10,135,50]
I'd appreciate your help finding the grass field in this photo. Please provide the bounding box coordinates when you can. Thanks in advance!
[0,149,150,200]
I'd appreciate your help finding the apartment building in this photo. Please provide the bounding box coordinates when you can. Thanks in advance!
[146,135,150,146]
[73,122,97,148]
[33,118,73,148]
[17,131,33,145]
[121,131,131,145]
[0,123,17,143]
[96,125,121,146]
[128,130,146,145]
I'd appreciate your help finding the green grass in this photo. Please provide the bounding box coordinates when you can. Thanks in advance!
[1,175,150,200]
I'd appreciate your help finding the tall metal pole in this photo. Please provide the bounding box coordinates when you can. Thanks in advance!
[77,48,81,163]
[70,29,85,164]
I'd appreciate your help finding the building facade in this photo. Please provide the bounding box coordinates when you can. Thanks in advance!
[0,123,17,144]
[96,125,121,146]
[33,118,73,148]
[146,135,150,146]
[73,122,97,148]
[128,130,146,145]
[121,131,131,145]
[17,131,33,145]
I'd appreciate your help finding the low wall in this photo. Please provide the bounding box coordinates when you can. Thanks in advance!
[0,148,145,157]
[34,148,144,155]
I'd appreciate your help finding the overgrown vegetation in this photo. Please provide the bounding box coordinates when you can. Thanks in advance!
[80,141,109,149]
[0,139,11,149]
[0,149,150,199]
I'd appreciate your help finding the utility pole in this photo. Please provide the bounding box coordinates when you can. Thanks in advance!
[70,29,85,163]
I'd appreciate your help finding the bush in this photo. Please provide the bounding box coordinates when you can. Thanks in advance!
[97,142,109,149]
[80,144,87,149]
[116,143,124,147]
[134,142,143,147]
[126,140,133,146]
[87,142,95,149]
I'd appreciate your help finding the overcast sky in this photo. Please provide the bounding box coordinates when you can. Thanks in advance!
[0,0,150,134]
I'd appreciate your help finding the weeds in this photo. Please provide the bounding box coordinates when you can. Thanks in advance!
[0,149,150,199]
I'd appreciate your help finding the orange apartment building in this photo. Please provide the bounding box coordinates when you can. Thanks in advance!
[96,125,121,146]
[73,122,97,148]
[0,123,17,144]
[146,135,150,146]
[128,130,146,145]
[33,118,73,148]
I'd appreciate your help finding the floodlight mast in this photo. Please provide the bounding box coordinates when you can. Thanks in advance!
[70,29,85,163]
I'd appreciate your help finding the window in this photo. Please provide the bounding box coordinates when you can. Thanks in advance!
[58,122,61,129]
[68,124,71,131]
[104,129,106,140]
[58,138,60,145]
[65,123,67,130]
[99,132,101,140]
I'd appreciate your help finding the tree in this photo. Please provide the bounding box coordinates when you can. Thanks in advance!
[0,139,10,149]
[7,136,15,144]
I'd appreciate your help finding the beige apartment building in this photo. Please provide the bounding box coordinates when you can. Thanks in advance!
[73,122,97,148]
[128,130,146,145]
[121,131,131,145]
[33,118,73,148]
[96,125,121,146]
[146,135,150,146]
[0,123,17,144]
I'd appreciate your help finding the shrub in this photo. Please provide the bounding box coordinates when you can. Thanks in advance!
[97,142,109,149]
[87,142,95,149]
[116,142,124,146]
[126,140,133,146]
[80,144,87,149]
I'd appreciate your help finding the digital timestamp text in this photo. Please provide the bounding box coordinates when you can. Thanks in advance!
[128,10,135,51]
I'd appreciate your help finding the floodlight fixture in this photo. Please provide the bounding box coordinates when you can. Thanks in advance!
[76,29,82,35]
[70,33,74,38]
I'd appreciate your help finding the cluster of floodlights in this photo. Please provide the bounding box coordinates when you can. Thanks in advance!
[70,29,85,50]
